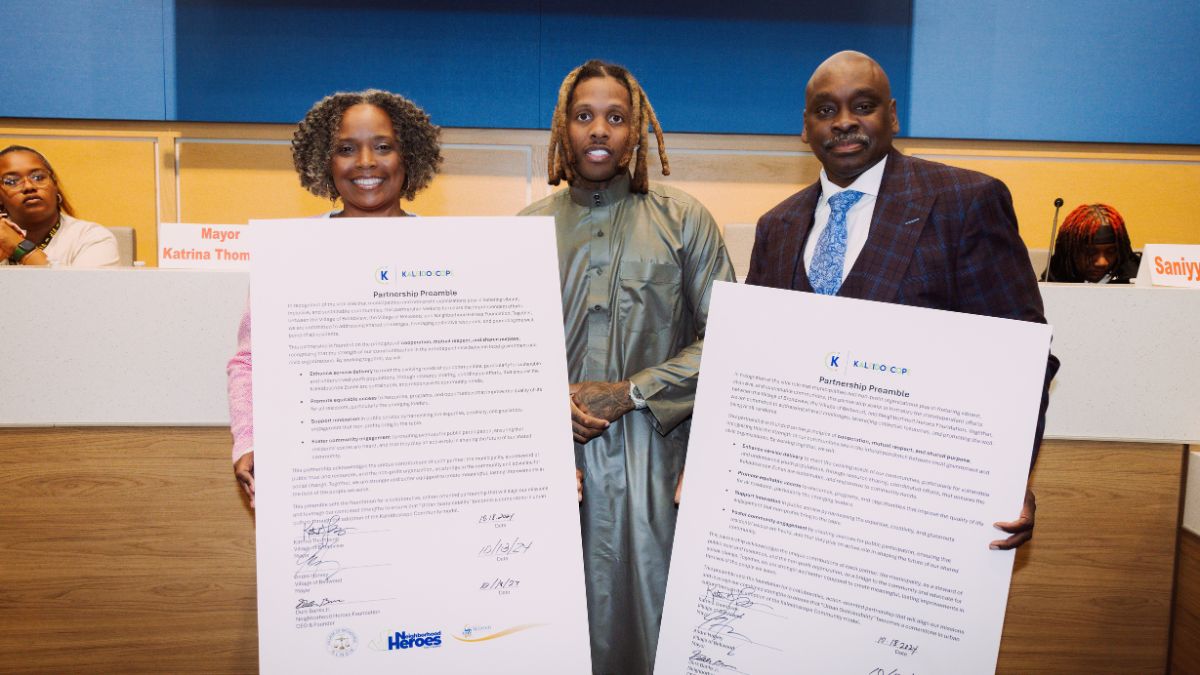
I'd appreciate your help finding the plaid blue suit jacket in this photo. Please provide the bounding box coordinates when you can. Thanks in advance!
[746,149,1059,462]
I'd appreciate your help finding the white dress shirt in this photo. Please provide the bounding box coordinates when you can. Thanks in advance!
[803,156,888,284]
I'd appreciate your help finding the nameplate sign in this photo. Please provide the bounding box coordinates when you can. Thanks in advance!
[157,222,251,269]
[1143,244,1200,288]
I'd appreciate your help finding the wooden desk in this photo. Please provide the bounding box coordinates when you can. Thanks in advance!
[998,440,1185,674]
[0,427,256,674]
[0,430,1185,674]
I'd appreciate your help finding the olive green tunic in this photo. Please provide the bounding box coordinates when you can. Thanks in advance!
[520,173,736,674]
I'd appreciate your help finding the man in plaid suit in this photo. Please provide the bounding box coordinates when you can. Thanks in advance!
[746,50,1059,550]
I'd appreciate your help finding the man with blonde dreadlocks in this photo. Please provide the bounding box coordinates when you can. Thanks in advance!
[519,59,735,674]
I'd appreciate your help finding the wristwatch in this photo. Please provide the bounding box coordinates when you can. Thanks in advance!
[629,382,648,410]
[8,239,36,264]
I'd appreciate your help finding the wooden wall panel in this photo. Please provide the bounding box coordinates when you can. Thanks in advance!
[409,144,533,217]
[0,427,257,675]
[177,140,534,223]
[908,149,1200,249]
[3,119,1200,269]
[1172,528,1200,674]
[997,440,1184,674]
[176,140,330,224]
[652,149,819,229]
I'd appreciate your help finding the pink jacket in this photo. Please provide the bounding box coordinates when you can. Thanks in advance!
[227,301,253,463]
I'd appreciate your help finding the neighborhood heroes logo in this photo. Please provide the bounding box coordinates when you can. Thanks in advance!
[375,266,453,284]
[387,630,443,651]
[825,351,910,376]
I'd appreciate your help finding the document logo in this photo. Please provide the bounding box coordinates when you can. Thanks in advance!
[451,623,545,643]
[460,624,493,639]
[326,628,358,658]
[385,630,443,651]
[826,350,909,376]
[851,358,910,376]
[374,264,453,283]
[825,352,843,371]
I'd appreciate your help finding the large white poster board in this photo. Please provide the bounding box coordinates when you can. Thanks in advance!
[250,217,589,673]
[656,282,1051,674]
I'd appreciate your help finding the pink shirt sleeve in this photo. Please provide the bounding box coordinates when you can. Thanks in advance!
[227,299,254,463]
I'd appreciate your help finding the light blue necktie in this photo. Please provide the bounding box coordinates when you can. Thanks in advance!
[808,189,864,295]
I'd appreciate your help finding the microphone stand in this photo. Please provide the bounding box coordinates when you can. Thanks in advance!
[1040,197,1064,281]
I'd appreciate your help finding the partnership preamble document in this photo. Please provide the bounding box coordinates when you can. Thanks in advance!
[656,282,1052,675]
[249,217,589,673]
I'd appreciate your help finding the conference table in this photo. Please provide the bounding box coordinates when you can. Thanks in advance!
[2,268,1196,673]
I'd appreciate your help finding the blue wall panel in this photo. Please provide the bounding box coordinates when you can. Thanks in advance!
[174,1,911,134]
[0,1,170,120]
[538,2,911,135]
[909,1,1200,144]
[175,1,543,127]
[19,2,1190,145]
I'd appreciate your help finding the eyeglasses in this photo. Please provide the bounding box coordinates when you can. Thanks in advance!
[1,172,51,190]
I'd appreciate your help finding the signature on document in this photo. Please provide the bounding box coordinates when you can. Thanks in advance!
[294,514,353,582]
[693,585,777,659]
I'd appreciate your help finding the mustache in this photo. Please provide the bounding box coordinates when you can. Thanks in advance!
[824,133,870,150]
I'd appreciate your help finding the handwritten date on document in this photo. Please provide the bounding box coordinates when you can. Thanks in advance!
[875,635,919,656]
[478,512,516,527]
[478,535,534,560]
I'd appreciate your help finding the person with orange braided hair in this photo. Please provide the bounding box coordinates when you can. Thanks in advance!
[1047,203,1141,283]
[519,59,735,674]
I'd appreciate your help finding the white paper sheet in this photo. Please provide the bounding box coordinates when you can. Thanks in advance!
[250,217,590,673]
[656,282,1052,675]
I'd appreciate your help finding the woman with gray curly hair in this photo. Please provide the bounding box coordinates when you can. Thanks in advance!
[227,90,443,506]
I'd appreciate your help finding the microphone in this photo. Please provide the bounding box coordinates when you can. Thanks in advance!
[1040,197,1064,281]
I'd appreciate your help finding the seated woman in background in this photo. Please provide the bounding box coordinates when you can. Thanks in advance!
[227,90,443,507]
[0,145,120,267]
[1047,203,1140,284]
